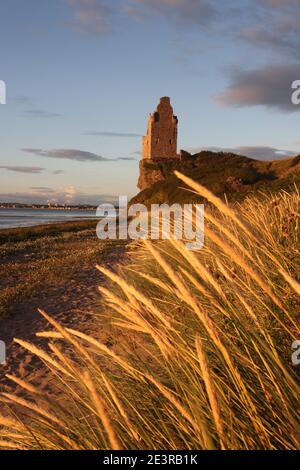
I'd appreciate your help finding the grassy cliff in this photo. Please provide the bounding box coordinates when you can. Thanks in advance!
[132,151,300,206]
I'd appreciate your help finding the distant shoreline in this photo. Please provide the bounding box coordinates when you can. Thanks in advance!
[0,206,98,211]
[0,207,98,231]
[0,218,99,242]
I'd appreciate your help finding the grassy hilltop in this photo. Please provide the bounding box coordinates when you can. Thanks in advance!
[132,151,300,206]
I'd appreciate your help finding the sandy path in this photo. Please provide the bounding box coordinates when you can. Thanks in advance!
[0,242,126,394]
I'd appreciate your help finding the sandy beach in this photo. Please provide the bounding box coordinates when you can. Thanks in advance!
[0,221,126,391]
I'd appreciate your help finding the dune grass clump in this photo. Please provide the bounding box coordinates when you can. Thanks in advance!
[0,174,299,450]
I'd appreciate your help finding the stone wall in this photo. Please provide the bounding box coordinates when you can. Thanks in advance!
[138,161,165,190]
[138,151,190,191]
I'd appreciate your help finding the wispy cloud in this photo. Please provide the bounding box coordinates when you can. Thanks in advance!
[0,166,45,174]
[233,146,296,160]
[85,131,141,137]
[12,95,61,118]
[52,170,65,175]
[66,0,112,35]
[240,0,300,59]
[216,64,300,113]
[22,148,135,162]
[189,145,297,160]
[13,95,32,105]
[24,109,62,118]
[64,1,300,61]
[127,0,216,27]
[127,1,300,62]
[22,148,109,162]
[29,187,56,193]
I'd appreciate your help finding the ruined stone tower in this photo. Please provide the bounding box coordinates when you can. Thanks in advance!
[138,97,181,190]
[142,97,179,161]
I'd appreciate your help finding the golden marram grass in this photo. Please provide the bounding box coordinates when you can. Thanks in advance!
[1,173,299,450]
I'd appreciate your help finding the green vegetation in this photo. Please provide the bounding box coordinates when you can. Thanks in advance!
[1,177,299,450]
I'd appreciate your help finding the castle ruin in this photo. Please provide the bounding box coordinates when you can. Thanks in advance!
[142,97,179,161]
[138,97,180,190]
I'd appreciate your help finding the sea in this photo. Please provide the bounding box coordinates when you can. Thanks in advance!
[0,208,97,230]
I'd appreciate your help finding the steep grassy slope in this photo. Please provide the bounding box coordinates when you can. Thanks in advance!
[2,185,299,450]
[132,151,300,206]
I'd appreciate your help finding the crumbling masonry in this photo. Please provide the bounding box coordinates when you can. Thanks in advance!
[139,97,180,190]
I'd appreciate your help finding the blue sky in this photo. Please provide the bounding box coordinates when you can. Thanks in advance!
[0,0,300,204]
